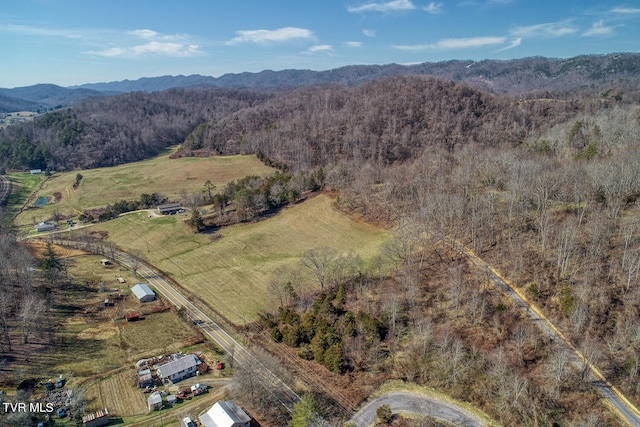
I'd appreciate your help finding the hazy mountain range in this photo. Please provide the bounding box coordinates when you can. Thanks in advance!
[1,53,639,113]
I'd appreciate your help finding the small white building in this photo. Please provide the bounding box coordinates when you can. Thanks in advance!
[35,221,55,232]
[199,401,251,427]
[131,283,155,303]
[156,354,201,383]
[147,392,162,411]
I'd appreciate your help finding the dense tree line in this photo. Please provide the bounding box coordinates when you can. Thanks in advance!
[178,76,589,169]
[0,88,273,171]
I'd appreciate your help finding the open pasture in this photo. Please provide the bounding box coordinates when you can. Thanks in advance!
[86,194,390,324]
[20,252,203,379]
[14,153,275,227]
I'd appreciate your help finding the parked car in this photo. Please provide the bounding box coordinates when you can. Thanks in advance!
[183,416,197,427]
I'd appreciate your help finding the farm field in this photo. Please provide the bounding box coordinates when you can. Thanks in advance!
[80,194,390,324]
[4,171,46,218]
[9,251,203,384]
[87,370,147,417]
[13,152,275,227]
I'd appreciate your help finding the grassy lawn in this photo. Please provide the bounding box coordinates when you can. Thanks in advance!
[77,194,390,324]
[13,153,275,227]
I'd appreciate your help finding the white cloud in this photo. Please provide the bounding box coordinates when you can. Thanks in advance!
[423,2,443,14]
[610,7,640,14]
[583,20,615,37]
[344,41,363,47]
[226,27,314,45]
[496,37,521,51]
[393,36,506,51]
[348,0,415,13]
[86,28,202,58]
[363,29,376,37]
[510,20,577,38]
[0,23,83,39]
[308,44,334,53]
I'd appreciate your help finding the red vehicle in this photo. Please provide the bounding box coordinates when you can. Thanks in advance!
[177,391,191,400]
[216,361,224,370]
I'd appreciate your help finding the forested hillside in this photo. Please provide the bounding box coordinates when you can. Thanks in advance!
[3,69,640,425]
[0,88,272,170]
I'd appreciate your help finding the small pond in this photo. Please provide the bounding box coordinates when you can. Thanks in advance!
[33,196,48,207]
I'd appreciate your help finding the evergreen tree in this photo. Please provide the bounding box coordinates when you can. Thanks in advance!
[289,394,323,427]
[39,242,63,284]
[189,210,205,232]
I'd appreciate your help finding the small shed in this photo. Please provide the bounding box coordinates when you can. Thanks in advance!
[131,283,155,303]
[166,395,177,405]
[125,312,140,322]
[100,259,111,266]
[35,221,55,232]
[117,277,126,283]
[148,392,163,411]
[138,369,153,388]
[82,408,109,427]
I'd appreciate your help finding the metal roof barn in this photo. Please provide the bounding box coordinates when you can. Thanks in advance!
[131,283,155,303]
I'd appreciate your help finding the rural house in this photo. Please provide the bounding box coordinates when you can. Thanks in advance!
[199,401,251,427]
[157,202,181,215]
[156,354,201,383]
[82,408,109,427]
[131,283,155,302]
[147,392,163,411]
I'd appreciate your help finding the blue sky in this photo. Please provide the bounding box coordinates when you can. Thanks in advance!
[1,0,639,88]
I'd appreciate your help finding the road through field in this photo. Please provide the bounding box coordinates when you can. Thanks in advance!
[49,238,301,413]
[453,241,640,427]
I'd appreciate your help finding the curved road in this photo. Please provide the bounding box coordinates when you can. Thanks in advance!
[350,392,488,427]
[44,235,640,425]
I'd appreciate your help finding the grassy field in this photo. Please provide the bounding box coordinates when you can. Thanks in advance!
[14,153,275,227]
[4,171,46,218]
[17,252,204,378]
[79,194,390,324]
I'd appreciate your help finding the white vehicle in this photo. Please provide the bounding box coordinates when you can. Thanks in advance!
[183,416,196,427]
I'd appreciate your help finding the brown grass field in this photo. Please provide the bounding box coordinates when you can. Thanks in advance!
[14,251,202,379]
[14,153,275,227]
[87,370,148,417]
[77,194,390,324]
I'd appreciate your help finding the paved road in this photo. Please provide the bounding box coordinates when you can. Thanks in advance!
[350,392,488,427]
[53,239,301,412]
[455,242,640,427]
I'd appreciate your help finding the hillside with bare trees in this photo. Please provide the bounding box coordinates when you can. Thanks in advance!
[2,68,640,425]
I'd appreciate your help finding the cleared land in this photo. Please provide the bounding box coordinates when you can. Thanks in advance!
[87,370,148,417]
[14,153,275,227]
[81,194,390,324]
[9,251,203,381]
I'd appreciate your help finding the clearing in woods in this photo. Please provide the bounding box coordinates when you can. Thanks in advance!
[82,194,390,324]
[13,152,275,227]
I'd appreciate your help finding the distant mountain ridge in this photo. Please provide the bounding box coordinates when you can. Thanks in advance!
[74,53,640,93]
[1,53,639,112]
